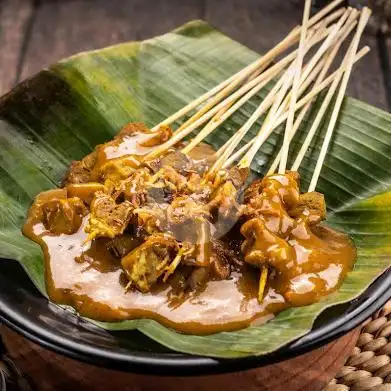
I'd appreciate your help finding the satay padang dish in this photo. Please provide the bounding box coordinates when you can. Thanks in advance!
[15,0,387,353]
[24,121,356,334]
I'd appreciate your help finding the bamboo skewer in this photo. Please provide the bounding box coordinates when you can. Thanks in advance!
[181,10,349,159]
[214,39,330,163]
[209,68,292,175]
[268,10,359,174]
[151,0,345,133]
[199,10,357,168]
[147,28,329,160]
[191,10,345,153]
[149,6,347,159]
[210,32,340,171]
[290,57,350,172]
[221,45,369,169]
[184,14,356,160]
[279,0,314,174]
[182,30,322,157]
[213,35,332,173]
[238,61,297,169]
[173,63,271,135]
[308,8,371,192]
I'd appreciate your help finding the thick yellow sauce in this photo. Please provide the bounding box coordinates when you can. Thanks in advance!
[22,124,356,335]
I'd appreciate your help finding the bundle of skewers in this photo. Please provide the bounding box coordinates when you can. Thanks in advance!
[26,0,371,306]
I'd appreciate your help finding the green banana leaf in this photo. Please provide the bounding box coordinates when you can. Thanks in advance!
[1,20,391,358]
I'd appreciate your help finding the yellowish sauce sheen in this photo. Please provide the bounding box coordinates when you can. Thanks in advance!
[23,123,356,335]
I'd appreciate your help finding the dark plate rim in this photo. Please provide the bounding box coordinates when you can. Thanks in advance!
[1,264,391,376]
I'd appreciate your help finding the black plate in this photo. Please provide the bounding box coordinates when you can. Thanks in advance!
[1,258,390,376]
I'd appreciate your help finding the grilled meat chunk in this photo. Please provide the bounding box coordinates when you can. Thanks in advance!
[43,197,87,235]
[148,151,192,175]
[241,217,296,273]
[64,151,97,185]
[121,234,178,292]
[85,191,133,240]
[289,191,326,224]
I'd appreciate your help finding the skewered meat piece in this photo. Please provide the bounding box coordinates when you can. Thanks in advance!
[121,234,178,292]
[93,123,172,182]
[243,172,300,236]
[167,196,210,228]
[112,167,151,206]
[148,151,193,175]
[210,241,231,279]
[186,143,217,174]
[26,189,88,235]
[186,241,231,291]
[117,121,152,138]
[208,181,240,220]
[289,191,327,224]
[149,166,188,193]
[64,150,97,185]
[241,217,296,274]
[207,166,248,222]
[42,197,87,235]
[244,171,300,209]
[133,202,169,235]
[178,219,213,267]
[185,172,211,198]
[242,191,294,236]
[187,267,210,291]
[262,172,300,209]
[225,166,249,189]
[85,191,133,240]
[100,155,141,185]
[63,122,162,186]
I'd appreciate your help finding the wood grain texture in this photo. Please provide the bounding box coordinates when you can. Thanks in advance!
[4,0,387,111]
[19,0,203,80]
[0,0,34,95]
[205,0,303,54]
[0,325,360,391]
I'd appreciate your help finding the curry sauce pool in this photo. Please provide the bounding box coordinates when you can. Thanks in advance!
[23,122,356,334]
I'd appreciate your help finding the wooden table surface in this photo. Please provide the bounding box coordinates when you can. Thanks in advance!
[0,0,390,112]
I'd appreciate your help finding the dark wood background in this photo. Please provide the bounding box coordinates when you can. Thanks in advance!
[0,0,390,112]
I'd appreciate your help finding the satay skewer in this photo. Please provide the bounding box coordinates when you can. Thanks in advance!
[227,10,369,302]
[237,0,314,301]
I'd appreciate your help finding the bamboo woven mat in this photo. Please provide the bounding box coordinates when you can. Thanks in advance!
[324,300,391,391]
[2,302,391,391]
